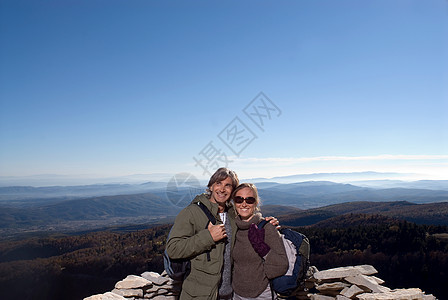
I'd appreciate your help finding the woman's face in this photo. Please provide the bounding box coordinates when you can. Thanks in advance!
[234,187,257,221]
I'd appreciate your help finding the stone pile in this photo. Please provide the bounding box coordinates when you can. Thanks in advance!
[84,271,181,300]
[84,265,438,300]
[306,265,437,300]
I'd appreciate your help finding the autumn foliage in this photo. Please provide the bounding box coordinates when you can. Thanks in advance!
[0,216,447,300]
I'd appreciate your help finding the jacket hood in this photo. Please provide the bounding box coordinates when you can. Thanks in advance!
[191,193,219,216]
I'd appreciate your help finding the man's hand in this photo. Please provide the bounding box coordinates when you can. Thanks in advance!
[265,216,281,229]
[208,222,227,242]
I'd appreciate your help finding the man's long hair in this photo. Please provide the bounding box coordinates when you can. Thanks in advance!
[206,167,239,197]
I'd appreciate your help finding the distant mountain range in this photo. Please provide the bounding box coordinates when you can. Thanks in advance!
[1,178,447,238]
[2,171,445,187]
[257,181,448,208]
[346,179,448,190]
[0,173,175,187]
[1,178,447,204]
[0,182,168,204]
[249,171,418,183]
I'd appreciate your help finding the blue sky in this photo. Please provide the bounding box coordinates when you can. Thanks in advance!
[1,0,447,184]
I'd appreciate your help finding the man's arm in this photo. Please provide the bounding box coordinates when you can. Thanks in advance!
[165,208,216,259]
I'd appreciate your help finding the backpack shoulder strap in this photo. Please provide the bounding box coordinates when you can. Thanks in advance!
[257,219,269,229]
[193,201,217,262]
[194,201,217,225]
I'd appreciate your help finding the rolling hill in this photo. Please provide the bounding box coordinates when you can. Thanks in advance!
[0,182,167,203]
[258,181,448,208]
[1,179,448,237]
[278,201,448,227]
[0,192,182,238]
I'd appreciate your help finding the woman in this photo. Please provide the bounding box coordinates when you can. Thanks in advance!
[231,183,288,300]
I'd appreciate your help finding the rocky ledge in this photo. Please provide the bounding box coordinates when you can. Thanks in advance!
[84,265,437,300]
[303,265,436,300]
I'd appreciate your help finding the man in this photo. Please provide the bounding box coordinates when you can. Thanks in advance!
[166,167,239,299]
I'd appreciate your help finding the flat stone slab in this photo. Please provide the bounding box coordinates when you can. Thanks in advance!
[370,275,385,285]
[314,265,377,280]
[345,275,390,293]
[316,282,350,292]
[84,292,127,300]
[152,296,177,300]
[144,291,157,299]
[309,295,336,300]
[340,284,365,298]
[145,284,161,293]
[357,288,425,300]
[115,275,152,289]
[111,288,143,297]
[83,268,436,300]
[141,271,170,285]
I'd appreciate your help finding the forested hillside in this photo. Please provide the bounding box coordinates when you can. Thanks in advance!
[302,217,448,298]
[0,225,171,300]
[1,216,447,300]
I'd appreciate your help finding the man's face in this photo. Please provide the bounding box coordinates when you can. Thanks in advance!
[209,176,234,206]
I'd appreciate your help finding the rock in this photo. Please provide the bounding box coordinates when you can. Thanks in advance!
[307,265,319,278]
[144,285,160,293]
[84,292,127,300]
[143,291,157,298]
[370,275,385,285]
[83,266,438,300]
[314,265,377,281]
[309,294,336,300]
[152,296,177,300]
[112,288,143,297]
[340,284,364,298]
[141,271,170,286]
[156,288,169,295]
[161,283,180,290]
[160,270,169,277]
[316,282,350,295]
[345,275,390,293]
[305,280,318,289]
[357,288,425,300]
[115,275,152,289]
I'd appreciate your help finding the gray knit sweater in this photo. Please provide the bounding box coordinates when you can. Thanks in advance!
[232,213,288,298]
[218,212,233,298]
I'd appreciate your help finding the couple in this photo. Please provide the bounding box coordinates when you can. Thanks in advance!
[165,168,288,300]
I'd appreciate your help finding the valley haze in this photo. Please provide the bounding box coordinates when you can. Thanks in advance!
[1,172,447,239]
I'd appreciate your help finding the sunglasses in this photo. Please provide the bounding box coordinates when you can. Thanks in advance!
[233,196,257,204]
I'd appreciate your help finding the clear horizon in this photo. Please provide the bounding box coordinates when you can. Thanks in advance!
[1,1,447,183]
[1,169,447,187]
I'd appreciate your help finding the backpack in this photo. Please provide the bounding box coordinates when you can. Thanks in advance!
[163,201,217,281]
[258,220,311,298]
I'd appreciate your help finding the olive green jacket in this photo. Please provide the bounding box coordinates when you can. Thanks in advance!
[165,194,237,300]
